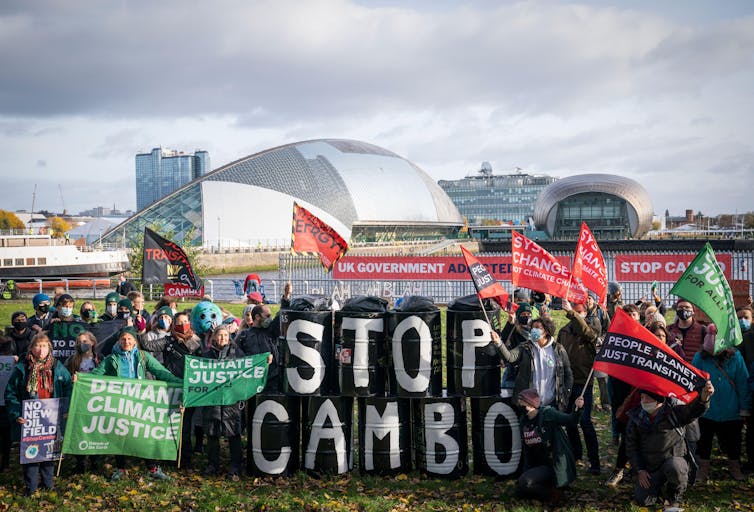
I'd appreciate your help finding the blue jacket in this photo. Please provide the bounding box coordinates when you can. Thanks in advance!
[692,349,751,422]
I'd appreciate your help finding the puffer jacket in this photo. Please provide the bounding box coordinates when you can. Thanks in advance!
[626,397,708,473]
[235,326,279,390]
[201,344,243,438]
[140,333,201,379]
[91,347,181,384]
[556,311,598,385]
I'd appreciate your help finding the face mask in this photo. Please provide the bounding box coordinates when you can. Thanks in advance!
[174,323,190,334]
[38,304,50,314]
[78,343,92,354]
[641,401,660,414]
[83,310,96,320]
[12,321,27,331]
[530,328,543,343]
[518,316,530,326]
[677,309,693,321]
[60,307,73,318]
[740,318,751,332]
[118,311,131,319]
[158,318,172,330]
[106,305,117,316]
[261,317,272,329]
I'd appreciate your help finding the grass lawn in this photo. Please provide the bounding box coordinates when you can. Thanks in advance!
[0,300,752,511]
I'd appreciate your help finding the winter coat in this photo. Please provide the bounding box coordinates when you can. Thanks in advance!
[494,339,573,411]
[4,358,72,441]
[499,322,530,389]
[692,349,751,422]
[0,336,17,356]
[737,328,754,369]
[668,320,706,364]
[626,397,708,473]
[140,333,201,379]
[91,348,181,384]
[556,311,598,386]
[235,326,279,388]
[520,406,582,488]
[5,327,33,356]
[201,344,244,438]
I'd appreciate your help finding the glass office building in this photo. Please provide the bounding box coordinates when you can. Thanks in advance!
[104,139,463,248]
[533,174,653,240]
[135,148,210,210]
[438,167,558,225]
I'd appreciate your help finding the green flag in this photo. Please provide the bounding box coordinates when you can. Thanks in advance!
[62,374,182,460]
[670,243,742,354]
[183,353,269,408]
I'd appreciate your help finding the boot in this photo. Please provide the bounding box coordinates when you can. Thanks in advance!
[695,458,711,484]
[729,460,745,481]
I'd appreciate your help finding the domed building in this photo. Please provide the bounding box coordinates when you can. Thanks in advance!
[533,174,653,240]
[101,139,464,247]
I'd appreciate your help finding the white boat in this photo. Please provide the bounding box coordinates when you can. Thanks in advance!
[0,234,129,278]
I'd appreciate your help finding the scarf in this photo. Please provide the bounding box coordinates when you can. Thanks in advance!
[26,351,55,395]
[171,326,195,344]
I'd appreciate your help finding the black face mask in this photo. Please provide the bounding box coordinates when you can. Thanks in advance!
[38,304,50,314]
[13,321,27,331]
[678,309,693,321]
[118,311,131,320]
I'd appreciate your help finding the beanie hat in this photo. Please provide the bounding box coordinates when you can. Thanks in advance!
[588,291,599,302]
[515,303,532,322]
[513,289,529,303]
[518,388,541,409]
[105,292,120,305]
[118,326,139,341]
[11,311,26,322]
[703,323,718,354]
[247,292,263,304]
[156,306,174,319]
[117,298,134,313]
[242,304,255,317]
[32,293,50,308]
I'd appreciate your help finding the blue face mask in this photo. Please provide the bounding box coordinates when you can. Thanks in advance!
[530,327,543,343]
[740,318,751,332]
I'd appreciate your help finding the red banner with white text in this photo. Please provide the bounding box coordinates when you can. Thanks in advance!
[571,223,608,305]
[614,253,733,282]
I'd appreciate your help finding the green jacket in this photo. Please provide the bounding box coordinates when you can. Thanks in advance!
[4,359,72,441]
[91,349,182,384]
[520,405,582,488]
[556,311,599,385]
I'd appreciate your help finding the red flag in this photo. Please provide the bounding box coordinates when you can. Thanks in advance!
[460,246,510,307]
[511,231,586,303]
[291,202,348,272]
[594,308,709,403]
[571,223,608,306]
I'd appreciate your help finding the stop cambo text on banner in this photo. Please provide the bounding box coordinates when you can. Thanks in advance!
[183,353,270,407]
[291,201,349,272]
[511,230,586,303]
[594,308,709,403]
[571,222,608,306]
[670,242,742,354]
[142,227,202,289]
[62,374,182,460]
[460,246,510,307]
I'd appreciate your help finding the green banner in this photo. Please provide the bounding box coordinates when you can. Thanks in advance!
[670,242,742,354]
[62,374,182,460]
[183,353,269,408]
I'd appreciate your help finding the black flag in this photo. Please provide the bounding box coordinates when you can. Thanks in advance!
[142,228,202,289]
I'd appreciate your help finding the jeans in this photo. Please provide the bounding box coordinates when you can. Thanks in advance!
[23,461,55,493]
[566,384,600,468]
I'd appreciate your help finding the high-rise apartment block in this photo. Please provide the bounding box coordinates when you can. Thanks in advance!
[135,147,210,210]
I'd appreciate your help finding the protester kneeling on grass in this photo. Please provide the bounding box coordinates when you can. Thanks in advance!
[87,326,182,481]
[626,381,714,511]
[515,388,584,508]
[4,334,72,496]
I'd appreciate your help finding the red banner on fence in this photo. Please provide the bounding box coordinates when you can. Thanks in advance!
[614,253,733,282]
[164,283,205,298]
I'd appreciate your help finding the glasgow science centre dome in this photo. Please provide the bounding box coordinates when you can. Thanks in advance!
[533,174,653,240]
[102,139,464,248]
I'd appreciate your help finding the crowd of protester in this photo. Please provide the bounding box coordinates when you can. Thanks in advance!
[0,280,752,512]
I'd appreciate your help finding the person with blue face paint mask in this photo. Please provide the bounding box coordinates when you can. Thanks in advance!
[491,317,573,413]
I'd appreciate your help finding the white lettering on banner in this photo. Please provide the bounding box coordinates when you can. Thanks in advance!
[424,402,459,474]
[88,379,180,406]
[461,320,491,389]
[483,402,521,475]
[286,320,326,394]
[305,399,349,473]
[341,317,383,388]
[364,402,401,471]
[392,316,432,393]
[351,262,446,274]
[252,400,291,474]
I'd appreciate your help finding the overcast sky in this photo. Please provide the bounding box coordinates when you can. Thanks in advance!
[1,0,752,217]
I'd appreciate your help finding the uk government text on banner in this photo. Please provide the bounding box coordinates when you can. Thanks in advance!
[62,374,182,460]
[183,353,270,407]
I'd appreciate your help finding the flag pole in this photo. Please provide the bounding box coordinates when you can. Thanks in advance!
[56,452,64,477]
[579,366,595,400]
[177,408,185,469]
[476,296,493,326]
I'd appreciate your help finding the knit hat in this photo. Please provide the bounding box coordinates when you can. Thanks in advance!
[118,326,139,341]
[155,306,174,319]
[117,298,134,313]
[105,292,120,305]
[518,388,541,409]
[515,304,532,322]
[11,311,27,322]
[242,304,255,317]
[513,289,529,303]
[587,291,599,302]
[32,293,50,308]
[247,292,263,304]
[703,323,718,354]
